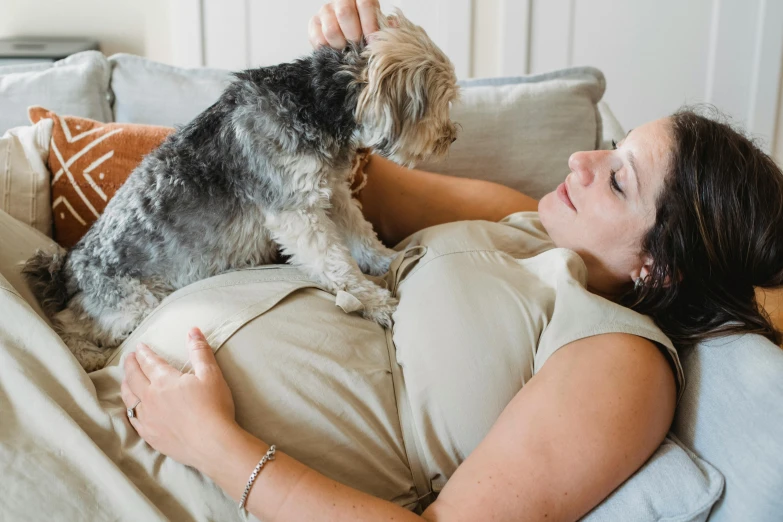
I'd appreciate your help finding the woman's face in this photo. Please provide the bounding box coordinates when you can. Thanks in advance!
[538,117,674,299]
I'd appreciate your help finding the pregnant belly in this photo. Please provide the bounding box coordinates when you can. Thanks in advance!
[101,265,419,508]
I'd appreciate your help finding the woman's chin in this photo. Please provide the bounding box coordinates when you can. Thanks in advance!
[537,192,566,246]
[538,191,556,218]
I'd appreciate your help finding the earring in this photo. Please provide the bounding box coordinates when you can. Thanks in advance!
[634,277,644,291]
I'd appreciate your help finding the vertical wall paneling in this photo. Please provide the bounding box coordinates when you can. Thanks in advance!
[203,0,248,70]
[471,0,500,78]
[705,0,783,151]
[499,0,531,76]
[747,0,783,151]
[568,0,715,131]
[564,0,576,68]
[169,0,204,68]
[190,0,783,152]
[704,0,721,104]
[388,0,472,79]
[203,0,471,76]
[776,70,783,164]
[247,0,327,67]
[705,0,762,140]
[442,0,472,80]
[528,0,573,74]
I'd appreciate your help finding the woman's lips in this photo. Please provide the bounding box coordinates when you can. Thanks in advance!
[557,181,576,211]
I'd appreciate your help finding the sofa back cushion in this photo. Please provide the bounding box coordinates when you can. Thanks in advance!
[583,436,723,522]
[0,51,112,135]
[672,334,783,522]
[416,68,605,199]
[109,53,232,126]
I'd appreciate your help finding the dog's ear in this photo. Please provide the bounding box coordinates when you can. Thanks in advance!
[354,8,457,165]
[355,9,439,137]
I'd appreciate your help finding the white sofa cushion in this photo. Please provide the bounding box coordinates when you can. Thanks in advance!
[0,51,112,135]
[417,67,606,199]
[674,334,783,522]
[109,53,231,126]
[0,119,54,236]
[584,436,723,522]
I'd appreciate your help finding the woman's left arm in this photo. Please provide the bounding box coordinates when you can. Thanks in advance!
[423,332,676,521]
[123,328,675,522]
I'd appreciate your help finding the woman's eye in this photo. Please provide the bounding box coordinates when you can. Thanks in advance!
[610,170,624,195]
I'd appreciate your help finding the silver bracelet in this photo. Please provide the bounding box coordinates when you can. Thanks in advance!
[238,444,276,512]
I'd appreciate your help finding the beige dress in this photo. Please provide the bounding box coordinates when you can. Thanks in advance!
[0,211,683,521]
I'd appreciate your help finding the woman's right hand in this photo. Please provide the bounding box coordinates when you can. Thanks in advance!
[309,0,381,50]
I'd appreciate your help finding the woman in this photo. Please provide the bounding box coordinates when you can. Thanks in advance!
[119,1,783,520]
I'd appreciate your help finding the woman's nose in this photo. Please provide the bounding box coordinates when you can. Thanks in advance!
[568,151,603,185]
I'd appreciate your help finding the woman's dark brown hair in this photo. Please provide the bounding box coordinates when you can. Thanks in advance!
[620,106,783,347]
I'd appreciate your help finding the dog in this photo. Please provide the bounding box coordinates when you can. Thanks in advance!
[23,9,460,372]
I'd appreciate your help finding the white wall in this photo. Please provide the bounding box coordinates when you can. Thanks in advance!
[472,0,783,166]
[0,0,184,65]
[0,0,147,57]
[472,0,499,78]
[776,61,783,165]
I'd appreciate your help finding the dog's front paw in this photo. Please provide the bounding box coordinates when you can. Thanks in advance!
[361,296,399,329]
[349,283,399,328]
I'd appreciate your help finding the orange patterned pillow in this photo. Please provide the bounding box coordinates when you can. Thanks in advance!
[28,107,173,248]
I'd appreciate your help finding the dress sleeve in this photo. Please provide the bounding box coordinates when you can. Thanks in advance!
[535,248,686,403]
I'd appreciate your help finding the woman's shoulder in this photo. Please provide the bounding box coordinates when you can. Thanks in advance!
[534,257,685,401]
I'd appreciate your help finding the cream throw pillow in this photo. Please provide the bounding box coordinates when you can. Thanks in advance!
[0,118,54,236]
[417,67,606,200]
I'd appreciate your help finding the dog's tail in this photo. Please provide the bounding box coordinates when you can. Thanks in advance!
[22,249,71,315]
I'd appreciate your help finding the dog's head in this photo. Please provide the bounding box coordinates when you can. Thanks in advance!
[353,9,460,167]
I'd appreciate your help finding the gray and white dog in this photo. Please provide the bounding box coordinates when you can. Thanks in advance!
[24,9,459,371]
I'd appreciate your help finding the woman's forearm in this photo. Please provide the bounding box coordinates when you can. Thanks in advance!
[202,424,424,522]
[356,154,539,247]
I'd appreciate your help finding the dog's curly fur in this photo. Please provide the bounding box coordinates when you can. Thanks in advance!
[23,9,459,371]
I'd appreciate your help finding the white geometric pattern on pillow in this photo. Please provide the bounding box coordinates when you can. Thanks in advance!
[50,116,124,226]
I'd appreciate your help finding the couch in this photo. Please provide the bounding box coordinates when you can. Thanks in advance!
[0,51,781,522]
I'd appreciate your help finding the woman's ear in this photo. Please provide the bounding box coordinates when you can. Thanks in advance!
[637,255,680,288]
[631,255,653,284]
